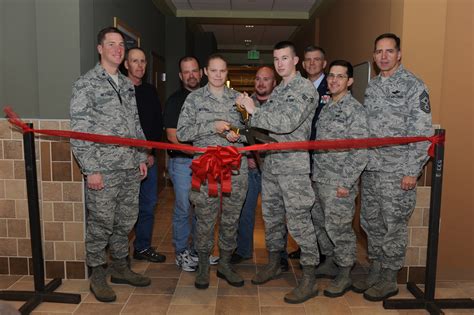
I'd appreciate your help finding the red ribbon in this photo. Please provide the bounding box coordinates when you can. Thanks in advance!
[4,107,445,197]
[190,146,241,197]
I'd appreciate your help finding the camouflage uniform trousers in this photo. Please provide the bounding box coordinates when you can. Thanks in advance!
[85,169,141,267]
[262,172,319,266]
[311,182,358,267]
[190,170,248,253]
[361,171,416,270]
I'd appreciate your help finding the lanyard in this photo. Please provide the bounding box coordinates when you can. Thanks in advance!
[107,79,122,104]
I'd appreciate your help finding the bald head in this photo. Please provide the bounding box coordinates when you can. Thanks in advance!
[254,66,276,100]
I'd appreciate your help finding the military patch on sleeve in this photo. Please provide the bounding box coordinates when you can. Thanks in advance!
[419,90,431,113]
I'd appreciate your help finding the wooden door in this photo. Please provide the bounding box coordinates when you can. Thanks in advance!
[151,52,167,193]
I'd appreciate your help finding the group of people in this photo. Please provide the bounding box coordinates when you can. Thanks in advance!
[70,26,432,305]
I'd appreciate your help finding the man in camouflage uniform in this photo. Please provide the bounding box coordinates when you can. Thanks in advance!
[311,60,368,297]
[238,41,319,304]
[177,54,248,290]
[353,33,433,301]
[70,27,151,303]
[231,66,289,270]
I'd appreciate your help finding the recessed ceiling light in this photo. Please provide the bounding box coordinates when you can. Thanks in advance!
[245,25,254,28]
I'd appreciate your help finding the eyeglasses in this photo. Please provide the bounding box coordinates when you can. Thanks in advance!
[327,73,348,80]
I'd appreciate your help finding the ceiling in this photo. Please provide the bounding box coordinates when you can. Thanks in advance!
[153,0,324,51]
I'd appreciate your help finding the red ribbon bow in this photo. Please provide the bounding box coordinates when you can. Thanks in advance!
[190,146,241,197]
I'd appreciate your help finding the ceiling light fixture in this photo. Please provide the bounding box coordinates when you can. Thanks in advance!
[245,25,254,28]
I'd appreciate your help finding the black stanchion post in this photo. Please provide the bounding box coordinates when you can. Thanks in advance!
[383,129,474,314]
[0,123,81,315]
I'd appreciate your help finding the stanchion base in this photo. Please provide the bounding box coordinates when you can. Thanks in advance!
[0,278,81,315]
[383,282,474,315]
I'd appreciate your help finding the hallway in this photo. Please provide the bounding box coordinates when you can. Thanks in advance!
[0,187,472,314]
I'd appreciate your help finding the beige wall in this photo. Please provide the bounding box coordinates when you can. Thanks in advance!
[307,0,474,280]
[318,0,391,66]
[437,0,473,280]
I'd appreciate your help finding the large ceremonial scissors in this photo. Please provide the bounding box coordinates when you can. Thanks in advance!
[231,103,277,170]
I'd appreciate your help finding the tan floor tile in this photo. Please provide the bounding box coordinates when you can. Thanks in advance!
[435,287,471,299]
[7,280,34,291]
[261,305,306,315]
[455,281,474,298]
[0,275,23,289]
[0,300,24,312]
[133,277,178,295]
[167,304,215,315]
[121,294,172,314]
[230,264,257,280]
[171,286,217,305]
[304,295,351,314]
[350,306,400,314]
[217,279,257,296]
[145,263,182,278]
[215,296,259,314]
[129,260,150,274]
[344,290,381,307]
[258,287,294,306]
[33,293,86,313]
[56,279,90,293]
[73,302,124,314]
[83,284,134,304]
[257,272,297,287]
[396,311,432,315]
[156,241,175,252]
[177,269,218,287]
[442,311,474,315]
[31,312,73,315]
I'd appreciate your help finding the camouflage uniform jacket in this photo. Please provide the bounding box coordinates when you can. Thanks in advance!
[177,84,247,169]
[364,65,433,176]
[250,72,318,175]
[70,63,147,175]
[312,92,368,189]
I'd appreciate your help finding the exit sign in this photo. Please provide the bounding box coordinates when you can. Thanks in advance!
[248,50,260,60]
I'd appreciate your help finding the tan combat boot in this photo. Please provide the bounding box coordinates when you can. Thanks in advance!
[90,265,116,302]
[109,258,151,287]
[195,252,210,289]
[352,260,381,293]
[363,268,399,301]
[217,250,244,287]
[251,251,282,285]
[284,265,318,304]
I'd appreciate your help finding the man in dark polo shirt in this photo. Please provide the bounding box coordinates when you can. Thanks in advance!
[164,56,219,271]
[124,47,166,263]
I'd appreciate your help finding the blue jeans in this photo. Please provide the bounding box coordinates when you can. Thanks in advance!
[168,157,195,254]
[134,162,158,252]
[235,168,261,258]
[235,168,289,259]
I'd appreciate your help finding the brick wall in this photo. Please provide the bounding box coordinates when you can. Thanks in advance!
[0,119,86,279]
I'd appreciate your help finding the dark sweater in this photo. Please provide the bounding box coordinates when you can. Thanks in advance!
[135,82,163,142]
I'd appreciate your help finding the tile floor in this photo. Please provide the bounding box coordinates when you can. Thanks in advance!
[1,187,473,314]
